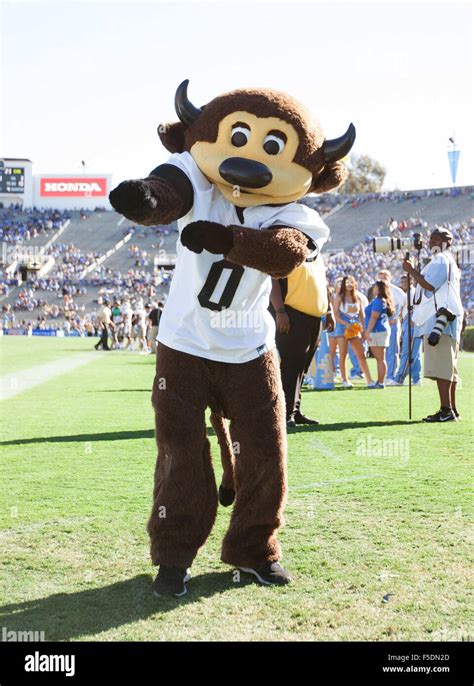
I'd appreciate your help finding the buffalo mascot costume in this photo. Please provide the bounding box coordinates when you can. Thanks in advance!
[110,80,355,597]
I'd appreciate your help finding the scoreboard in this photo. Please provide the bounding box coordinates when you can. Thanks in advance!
[0,165,25,194]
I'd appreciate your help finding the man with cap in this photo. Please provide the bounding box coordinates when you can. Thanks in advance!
[95,297,113,351]
[147,301,162,354]
[403,228,463,422]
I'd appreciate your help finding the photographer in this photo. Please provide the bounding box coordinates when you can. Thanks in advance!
[403,228,463,422]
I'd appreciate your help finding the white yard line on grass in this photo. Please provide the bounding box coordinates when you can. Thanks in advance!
[291,474,384,491]
[0,354,97,401]
[0,516,94,539]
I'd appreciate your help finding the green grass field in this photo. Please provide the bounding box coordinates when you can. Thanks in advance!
[0,337,472,642]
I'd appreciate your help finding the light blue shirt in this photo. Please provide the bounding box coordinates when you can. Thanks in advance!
[413,254,459,340]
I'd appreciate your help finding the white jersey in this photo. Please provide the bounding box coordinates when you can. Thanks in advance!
[122,304,133,323]
[157,152,330,363]
[356,290,368,310]
[97,305,111,325]
[401,287,415,320]
[134,307,147,328]
[391,284,405,319]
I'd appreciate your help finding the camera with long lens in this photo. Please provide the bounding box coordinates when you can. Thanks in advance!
[372,232,423,254]
[428,307,456,346]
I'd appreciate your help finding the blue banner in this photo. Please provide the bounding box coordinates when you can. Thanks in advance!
[32,329,59,336]
[1,329,95,337]
[314,329,335,390]
[447,149,460,185]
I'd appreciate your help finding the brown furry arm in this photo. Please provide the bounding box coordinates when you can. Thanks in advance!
[180,221,310,277]
[225,226,309,278]
[109,165,193,226]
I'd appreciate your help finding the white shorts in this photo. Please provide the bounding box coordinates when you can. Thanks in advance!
[368,331,390,347]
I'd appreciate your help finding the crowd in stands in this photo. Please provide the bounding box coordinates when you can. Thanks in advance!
[0,193,472,334]
[46,241,104,278]
[0,205,70,245]
[129,244,152,267]
[302,184,474,214]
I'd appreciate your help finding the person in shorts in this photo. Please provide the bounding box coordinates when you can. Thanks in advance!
[364,280,395,388]
[403,228,463,422]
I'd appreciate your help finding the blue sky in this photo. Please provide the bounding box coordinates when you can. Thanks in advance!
[1,0,472,190]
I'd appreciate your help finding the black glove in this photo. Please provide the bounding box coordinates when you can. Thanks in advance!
[109,180,158,223]
[181,221,234,255]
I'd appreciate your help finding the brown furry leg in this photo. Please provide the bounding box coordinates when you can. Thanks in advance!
[217,350,288,568]
[210,412,236,506]
[147,344,218,568]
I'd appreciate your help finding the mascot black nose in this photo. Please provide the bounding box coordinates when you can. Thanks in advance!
[219,157,272,189]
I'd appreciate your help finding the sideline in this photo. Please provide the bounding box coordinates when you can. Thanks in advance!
[0,354,98,401]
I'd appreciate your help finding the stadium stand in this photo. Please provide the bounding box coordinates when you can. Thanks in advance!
[1,186,472,334]
[303,186,473,250]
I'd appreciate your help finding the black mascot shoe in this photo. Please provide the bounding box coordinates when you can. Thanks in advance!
[238,562,292,586]
[153,566,192,598]
[218,485,236,507]
[294,412,319,425]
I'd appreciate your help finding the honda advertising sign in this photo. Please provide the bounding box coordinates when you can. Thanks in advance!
[40,177,107,197]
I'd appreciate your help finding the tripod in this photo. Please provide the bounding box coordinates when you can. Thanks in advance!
[405,246,422,420]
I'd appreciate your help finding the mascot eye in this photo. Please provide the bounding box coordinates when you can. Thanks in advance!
[263,134,285,155]
[231,126,250,147]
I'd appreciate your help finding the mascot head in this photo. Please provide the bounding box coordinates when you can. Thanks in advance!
[158,80,355,207]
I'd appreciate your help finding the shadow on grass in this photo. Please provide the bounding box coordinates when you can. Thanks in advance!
[1,429,155,446]
[1,420,422,445]
[1,427,223,446]
[0,572,246,641]
[288,420,421,433]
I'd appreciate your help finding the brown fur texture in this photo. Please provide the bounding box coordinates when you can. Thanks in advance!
[225,226,309,278]
[180,220,310,277]
[311,160,348,194]
[210,411,235,498]
[159,87,348,193]
[148,343,287,569]
[181,221,234,255]
[108,176,188,226]
[111,83,350,577]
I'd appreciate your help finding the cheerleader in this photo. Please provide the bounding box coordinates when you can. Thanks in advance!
[333,276,374,388]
